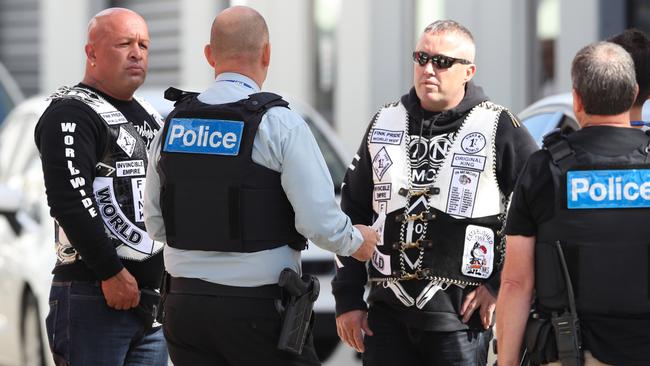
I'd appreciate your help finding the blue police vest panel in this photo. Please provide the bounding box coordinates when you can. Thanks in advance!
[163,118,244,155]
[567,168,650,209]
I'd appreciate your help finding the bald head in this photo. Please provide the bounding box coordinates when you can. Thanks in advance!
[87,8,146,44]
[83,7,149,100]
[209,6,269,63]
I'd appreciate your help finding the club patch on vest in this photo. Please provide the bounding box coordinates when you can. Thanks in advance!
[371,249,391,275]
[117,127,136,157]
[567,168,650,209]
[373,183,392,201]
[451,153,486,171]
[446,168,480,217]
[461,132,486,154]
[369,128,404,145]
[164,118,244,156]
[100,111,128,125]
[116,160,145,177]
[372,146,393,180]
[93,177,156,255]
[461,225,494,278]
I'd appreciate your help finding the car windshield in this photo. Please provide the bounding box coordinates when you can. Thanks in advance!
[521,111,565,146]
[303,116,346,193]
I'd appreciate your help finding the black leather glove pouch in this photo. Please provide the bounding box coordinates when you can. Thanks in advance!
[134,288,161,329]
[524,312,558,365]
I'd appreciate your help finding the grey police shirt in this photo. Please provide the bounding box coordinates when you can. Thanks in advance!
[144,72,362,286]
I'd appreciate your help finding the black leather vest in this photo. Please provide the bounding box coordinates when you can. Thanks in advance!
[368,208,503,286]
[536,129,650,316]
[158,90,306,253]
[50,85,164,262]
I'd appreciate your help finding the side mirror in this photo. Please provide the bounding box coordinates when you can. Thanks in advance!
[0,184,23,235]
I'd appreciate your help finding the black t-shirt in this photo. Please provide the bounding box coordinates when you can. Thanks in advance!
[333,83,539,331]
[505,126,650,365]
[34,84,163,288]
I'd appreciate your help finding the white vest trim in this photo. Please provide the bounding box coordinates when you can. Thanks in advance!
[368,101,505,218]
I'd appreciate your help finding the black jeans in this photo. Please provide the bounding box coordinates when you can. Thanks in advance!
[363,305,492,366]
[163,292,320,366]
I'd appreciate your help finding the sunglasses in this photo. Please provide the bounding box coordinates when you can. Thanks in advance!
[412,51,471,69]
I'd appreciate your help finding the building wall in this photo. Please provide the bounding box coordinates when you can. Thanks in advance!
[445,0,534,114]
[2,0,625,151]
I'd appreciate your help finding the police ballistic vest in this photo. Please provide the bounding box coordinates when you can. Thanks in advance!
[158,91,306,253]
[367,101,506,288]
[50,85,164,263]
[536,129,650,316]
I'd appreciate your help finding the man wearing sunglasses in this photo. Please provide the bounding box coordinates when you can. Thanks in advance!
[333,20,537,365]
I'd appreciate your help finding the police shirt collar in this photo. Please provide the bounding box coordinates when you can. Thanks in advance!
[215,73,260,92]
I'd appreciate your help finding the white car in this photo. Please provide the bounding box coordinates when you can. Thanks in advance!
[0,96,52,366]
[517,93,578,146]
[0,61,23,127]
[0,88,352,364]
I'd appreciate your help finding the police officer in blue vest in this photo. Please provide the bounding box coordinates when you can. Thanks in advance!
[143,5,378,366]
[497,41,650,366]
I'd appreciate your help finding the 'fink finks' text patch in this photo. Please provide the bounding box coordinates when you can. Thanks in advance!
[163,118,244,156]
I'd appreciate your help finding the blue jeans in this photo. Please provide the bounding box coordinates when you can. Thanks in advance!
[45,280,168,366]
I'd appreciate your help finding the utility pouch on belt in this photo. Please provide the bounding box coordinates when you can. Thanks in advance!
[135,288,161,329]
[523,310,557,365]
[154,271,170,325]
[551,241,582,366]
[277,268,319,355]
[522,241,582,366]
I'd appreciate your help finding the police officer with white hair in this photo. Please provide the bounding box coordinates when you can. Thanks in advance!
[497,41,650,366]
[143,5,378,366]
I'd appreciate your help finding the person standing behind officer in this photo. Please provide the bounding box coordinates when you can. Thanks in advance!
[609,29,650,127]
[333,20,537,365]
[34,8,168,366]
[497,42,650,366]
[143,5,378,366]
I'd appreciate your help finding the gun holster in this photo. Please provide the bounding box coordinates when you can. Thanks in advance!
[277,268,320,355]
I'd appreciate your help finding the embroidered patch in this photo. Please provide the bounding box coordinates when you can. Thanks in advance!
[371,249,391,275]
[117,127,136,157]
[95,162,116,177]
[369,128,404,145]
[373,183,392,201]
[461,132,486,154]
[567,168,650,209]
[99,111,128,125]
[446,168,480,218]
[451,153,486,171]
[131,177,146,223]
[116,160,145,177]
[93,177,154,255]
[371,212,386,246]
[461,225,494,278]
[164,118,243,156]
[372,146,393,180]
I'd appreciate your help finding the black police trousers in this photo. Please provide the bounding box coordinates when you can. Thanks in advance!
[162,279,320,366]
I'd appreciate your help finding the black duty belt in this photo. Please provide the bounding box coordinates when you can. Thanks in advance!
[168,276,282,299]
